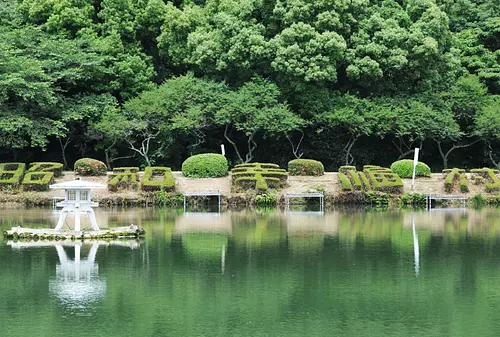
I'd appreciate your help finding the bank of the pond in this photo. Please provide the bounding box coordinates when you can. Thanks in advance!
[0,171,498,208]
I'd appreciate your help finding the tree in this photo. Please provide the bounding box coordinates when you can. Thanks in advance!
[216,78,304,163]
[475,96,500,168]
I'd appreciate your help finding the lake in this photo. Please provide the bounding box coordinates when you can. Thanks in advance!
[1,206,500,337]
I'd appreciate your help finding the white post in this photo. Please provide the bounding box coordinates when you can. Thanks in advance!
[220,144,226,156]
[411,148,420,191]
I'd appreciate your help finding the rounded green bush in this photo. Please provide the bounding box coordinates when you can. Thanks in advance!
[288,159,324,176]
[182,153,228,178]
[74,158,108,176]
[390,159,431,178]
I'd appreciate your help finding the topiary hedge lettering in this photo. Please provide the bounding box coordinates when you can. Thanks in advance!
[74,158,107,176]
[443,168,466,193]
[232,163,288,191]
[108,167,138,192]
[390,159,431,178]
[182,153,228,178]
[141,167,175,192]
[288,159,324,176]
[470,168,500,193]
[22,172,54,191]
[0,163,26,190]
[28,162,63,178]
[338,165,404,194]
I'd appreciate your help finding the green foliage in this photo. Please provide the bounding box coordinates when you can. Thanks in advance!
[114,167,139,173]
[444,168,466,193]
[364,166,404,194]
[182,153,228,178]
[471,168,500,193]
[232,163,287,191]
[255,194,277,206]
[21,172,53,191]
[390,160,431,178]
[339,166,356,174]
[108,167,138,192]
[0,163,26,190]
[400,193,427,207]
[28,162,63,178]
[338,173,352,191]
[288,159,324,176]
[141,167,175,192]
[364,191,390,206]
[74,158,107,176]
[153,191,184,206]
[460,175,469,193]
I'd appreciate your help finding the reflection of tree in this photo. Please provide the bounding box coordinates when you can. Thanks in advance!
[231,214,286,249]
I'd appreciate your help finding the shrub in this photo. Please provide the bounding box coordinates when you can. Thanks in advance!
[141,167,175,192]
[288,159,324,176]
[400,193,426,206]
[232,163,287,191]
[182,153,228,178]
[108,167,139,192]
[74,158,107,176]
[22,172,54,191]
[28,162,63,178]
[444,168,463,193]
[255,193,277,206]
[0,163,26,190]
[460,174,469,193]
[471,168,500,193]
[364,166,404,194]
[339,166,356,174]
[390,159,431,178]
[338,173,352,191]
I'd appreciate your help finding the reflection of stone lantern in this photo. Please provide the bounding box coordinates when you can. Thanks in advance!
[50,180,106,231]
[7,241,140,309]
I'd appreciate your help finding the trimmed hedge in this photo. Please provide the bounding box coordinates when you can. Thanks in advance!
[114,167,139,173]
[28,162,63,178]
[75,158,107,176]
[141,167,175,192]
[182,153,228,178]
[108,167,139,192]
[471,168,500,192]
[0,163,26,190]
[338,173,352,191]
[232,163,287,191]
[390,159,431,178]
[339,166,356,174]
[288,159,324,176]
[444,168,465,193]
[22,172,54,191]
[338,165,404,194]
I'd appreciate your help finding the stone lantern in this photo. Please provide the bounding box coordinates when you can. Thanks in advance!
[49,180,106,232]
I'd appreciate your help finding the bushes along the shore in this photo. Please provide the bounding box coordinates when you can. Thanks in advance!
[74,158,107,176]
[182,153,228,178]
[391,160,431,178]
[288,159,324,176]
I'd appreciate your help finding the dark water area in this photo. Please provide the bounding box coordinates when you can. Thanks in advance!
[1,207,500,337]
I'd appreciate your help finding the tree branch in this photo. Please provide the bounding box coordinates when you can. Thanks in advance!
[224,125,243,163]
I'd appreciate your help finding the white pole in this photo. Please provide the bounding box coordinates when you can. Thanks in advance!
[220,144,226,156]
[411,148,420,191]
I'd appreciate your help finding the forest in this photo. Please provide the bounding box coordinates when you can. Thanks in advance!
[0,0,498,171]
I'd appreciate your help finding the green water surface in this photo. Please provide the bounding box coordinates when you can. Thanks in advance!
[1,207,500,337]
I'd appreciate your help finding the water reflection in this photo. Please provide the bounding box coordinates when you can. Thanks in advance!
[7,240,140,311]
[1,207,500,337]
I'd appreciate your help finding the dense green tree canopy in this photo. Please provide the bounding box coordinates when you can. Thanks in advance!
[0,0,498,169]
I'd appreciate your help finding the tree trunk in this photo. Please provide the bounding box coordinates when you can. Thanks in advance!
[58,137,70,169]
[224,125,244,163]
[344,135,359,166]
[435,139,480,169]
[486,142,500,169]
[286,131,304,159]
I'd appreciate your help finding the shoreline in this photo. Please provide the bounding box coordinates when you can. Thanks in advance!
[0,171,498,208]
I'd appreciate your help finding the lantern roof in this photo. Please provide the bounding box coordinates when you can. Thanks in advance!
[49,179,106,190]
